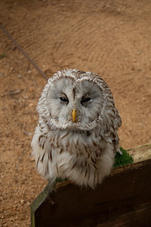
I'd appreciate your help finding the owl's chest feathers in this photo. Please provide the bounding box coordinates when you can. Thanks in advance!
[46,129,111,187]
[48,129,103,164]
[51,128,96,146]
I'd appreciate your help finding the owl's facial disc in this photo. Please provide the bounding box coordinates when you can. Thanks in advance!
[47,77,104,130]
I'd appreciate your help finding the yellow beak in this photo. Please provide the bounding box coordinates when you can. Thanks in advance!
[72,109,77,122]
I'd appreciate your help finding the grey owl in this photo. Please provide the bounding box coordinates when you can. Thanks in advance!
[31,69,121,188]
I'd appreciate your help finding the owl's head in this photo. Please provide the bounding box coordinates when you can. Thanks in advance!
[37,69,121,131]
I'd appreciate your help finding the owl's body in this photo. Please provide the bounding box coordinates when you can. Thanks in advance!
[32,69,121,188]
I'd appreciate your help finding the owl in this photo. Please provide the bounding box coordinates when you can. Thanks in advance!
[31,69,121,188]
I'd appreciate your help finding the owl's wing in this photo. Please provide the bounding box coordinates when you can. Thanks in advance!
[101,105,122,153]
[111,108,122,153]
[31,123,53,180]
[114,108,122,130]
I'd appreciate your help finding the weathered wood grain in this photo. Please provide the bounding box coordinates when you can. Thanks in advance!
[128,143,151,163]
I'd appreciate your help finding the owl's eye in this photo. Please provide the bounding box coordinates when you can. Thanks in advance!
[59,95,69,104]
[81,96,91,105]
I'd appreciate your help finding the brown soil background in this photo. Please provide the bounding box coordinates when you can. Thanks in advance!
[0,0,151,226]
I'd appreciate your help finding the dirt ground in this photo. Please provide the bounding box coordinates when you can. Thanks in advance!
[0,0,151,226]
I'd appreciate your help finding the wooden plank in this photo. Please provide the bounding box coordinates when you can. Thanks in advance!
[31,153,151,227]
[97,202,151,227]
[128,143,151,163]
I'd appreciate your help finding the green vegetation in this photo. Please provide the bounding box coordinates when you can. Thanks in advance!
[114,147,133,168]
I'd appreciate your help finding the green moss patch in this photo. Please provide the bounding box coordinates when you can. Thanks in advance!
[114,147,133,168]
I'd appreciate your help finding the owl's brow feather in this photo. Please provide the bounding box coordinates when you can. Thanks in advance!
[72,87,76,100]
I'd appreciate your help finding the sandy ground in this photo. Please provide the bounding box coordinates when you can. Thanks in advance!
[0,0,151,226]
